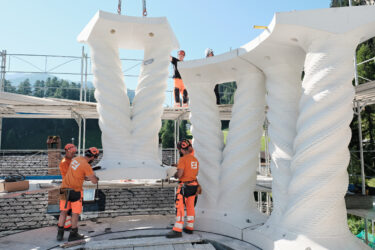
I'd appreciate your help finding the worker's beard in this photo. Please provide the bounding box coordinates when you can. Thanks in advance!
[88,159,94,164]
[179,152,183,157]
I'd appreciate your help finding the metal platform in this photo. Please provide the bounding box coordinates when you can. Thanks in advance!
[0,92,233,120]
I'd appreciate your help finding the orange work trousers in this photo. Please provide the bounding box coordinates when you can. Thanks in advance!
[172,182,197,232]
[174,79,189,105]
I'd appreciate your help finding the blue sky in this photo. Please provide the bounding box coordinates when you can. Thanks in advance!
[0,0,331,105]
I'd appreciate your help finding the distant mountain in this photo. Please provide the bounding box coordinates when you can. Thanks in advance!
[5,73,135,102]
[6,73,95,88]
[6,73,56,86]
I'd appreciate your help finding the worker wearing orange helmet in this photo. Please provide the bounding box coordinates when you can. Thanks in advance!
[56,147,99,242]
[60,144,77,178]
[59,143,77,230]
[166,139,199,238]
[170,50,189,108]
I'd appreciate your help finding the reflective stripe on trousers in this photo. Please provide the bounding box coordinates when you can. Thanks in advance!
[172,183,196,232]
[64,215,72,228]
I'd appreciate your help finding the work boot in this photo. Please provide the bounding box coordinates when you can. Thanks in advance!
[183,228,193,234]
[56,226,64,241]
[68,227,85,242]
[166,230,182,238]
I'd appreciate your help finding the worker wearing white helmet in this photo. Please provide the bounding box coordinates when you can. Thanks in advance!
[205,48,214,57]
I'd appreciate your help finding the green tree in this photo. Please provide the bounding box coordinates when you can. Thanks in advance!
[45,77,59,97]
[330,0,361,7]
[33,80,45,97]
[218,81,237,104]
[356,41,375,85]
[87,88,96,102]
[17,79,32,95]
[159,120,191,148]
[3,80,16,93]
[68,82,80,100]
[160,120,175,148]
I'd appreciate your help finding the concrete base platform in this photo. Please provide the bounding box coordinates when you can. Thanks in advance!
[0,215,261,250]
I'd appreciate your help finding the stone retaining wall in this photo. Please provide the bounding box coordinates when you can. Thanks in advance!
[0,185,175,232]
[0,150,177,176]
[0,154,49,176]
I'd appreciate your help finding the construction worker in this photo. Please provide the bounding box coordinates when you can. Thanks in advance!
[205,48,220,105]
[59,144,77,178]
[170,50,189,108]
[166,139,199,238]
[56,147,99,242]
[59,143,77,230]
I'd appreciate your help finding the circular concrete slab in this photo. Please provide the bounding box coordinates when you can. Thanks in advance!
[0,215,260,250]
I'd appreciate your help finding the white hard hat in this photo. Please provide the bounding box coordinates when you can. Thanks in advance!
[205,48,214,57]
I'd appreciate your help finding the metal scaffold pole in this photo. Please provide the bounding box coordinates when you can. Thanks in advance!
[84,53,88,102]
[83,117,86,154]
[80,46,84,102]
[0,50,7,150]
[78,117,82,155]
[354,50,368,245]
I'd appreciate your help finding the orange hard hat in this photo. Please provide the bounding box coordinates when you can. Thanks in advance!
[64,144,77,153]
[85,147,99,158]
[177,139,191,150]
[178,50,185,56]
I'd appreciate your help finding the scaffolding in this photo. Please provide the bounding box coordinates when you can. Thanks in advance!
[1,48,374,222]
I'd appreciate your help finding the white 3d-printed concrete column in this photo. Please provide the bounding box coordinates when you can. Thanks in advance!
[180,53,267,239]
[89,40,132,161]
[78,11,178,179]
[217,70,267,234]
[187,80,223,210]
[275,37,366,250]
[243,6,375,249]
[131,45,171,162]
[262,63,302,226]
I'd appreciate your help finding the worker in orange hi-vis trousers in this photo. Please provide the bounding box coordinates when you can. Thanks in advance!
[170,50,189,108]
[56,147,99,242]
[166,139,199,238]
[59,144,77,230]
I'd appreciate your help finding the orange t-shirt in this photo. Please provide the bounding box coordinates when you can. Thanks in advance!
[177,154,199,182]
[61,156,94,192]
[59,157,72,178]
